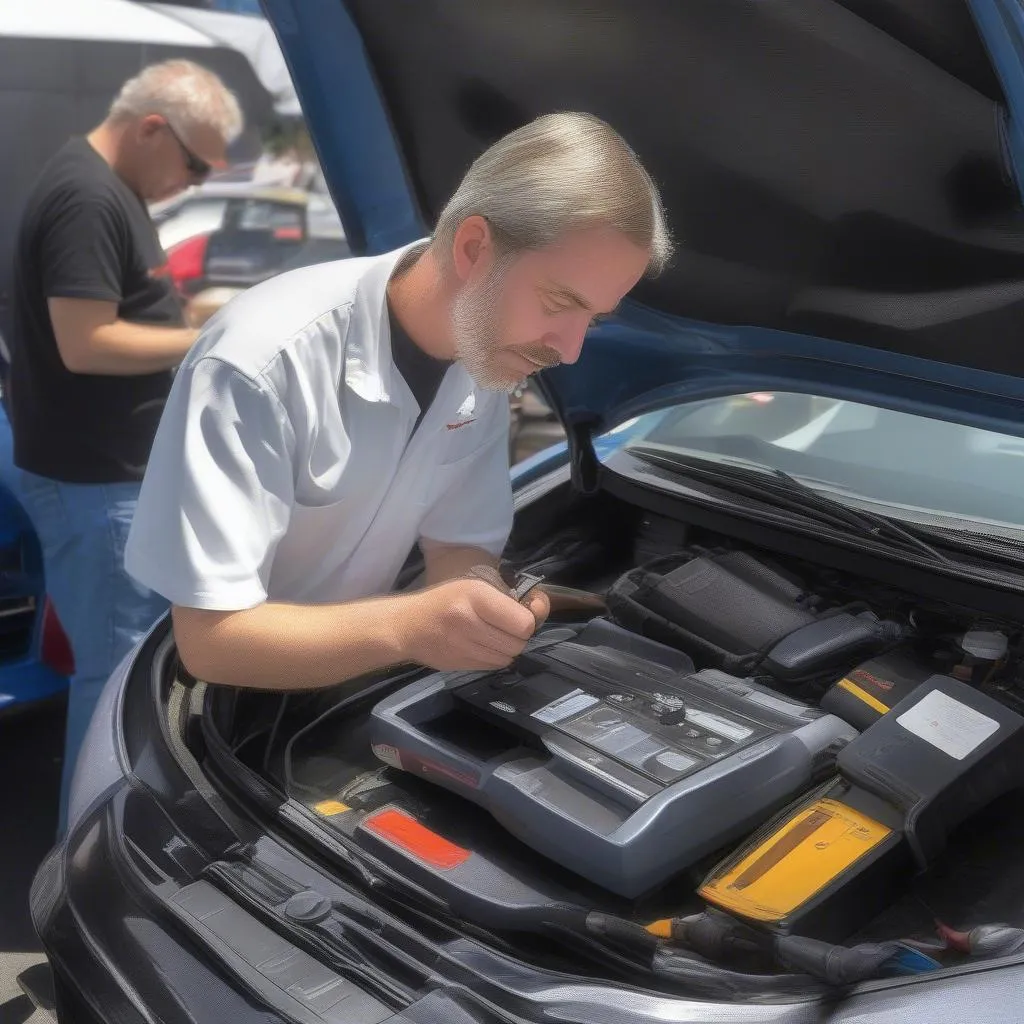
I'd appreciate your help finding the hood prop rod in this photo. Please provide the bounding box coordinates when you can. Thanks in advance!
[567,416,601,496]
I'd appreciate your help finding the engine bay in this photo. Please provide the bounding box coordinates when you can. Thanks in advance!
[226,492,1024,990]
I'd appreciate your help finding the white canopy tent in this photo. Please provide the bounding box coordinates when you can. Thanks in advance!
[146,3,302,117]
[0,0,215,45]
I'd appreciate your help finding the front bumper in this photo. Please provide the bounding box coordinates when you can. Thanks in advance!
[32,780,484,1024]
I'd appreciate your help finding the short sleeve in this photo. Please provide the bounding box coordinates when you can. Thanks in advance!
[39,195,125,304]
[418,399,513,557]
[125,356,296,610]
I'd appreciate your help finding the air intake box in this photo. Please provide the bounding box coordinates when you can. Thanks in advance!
[606,549,902,682]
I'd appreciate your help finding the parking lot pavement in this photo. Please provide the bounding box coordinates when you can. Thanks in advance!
[0,701,64,1023]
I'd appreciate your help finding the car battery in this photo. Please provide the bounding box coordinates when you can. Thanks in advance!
[369,618,856,898]
[701,674,1024,942]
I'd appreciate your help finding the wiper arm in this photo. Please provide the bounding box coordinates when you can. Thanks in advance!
[629,447,952,564]
[770,469,953,565]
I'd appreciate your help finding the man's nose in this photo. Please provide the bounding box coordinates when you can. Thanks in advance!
[551,322,589,365]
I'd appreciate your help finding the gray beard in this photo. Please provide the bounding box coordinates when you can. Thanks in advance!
[450,266,522,393]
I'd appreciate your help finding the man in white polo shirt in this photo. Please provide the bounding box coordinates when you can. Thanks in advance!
[125,111,671,689]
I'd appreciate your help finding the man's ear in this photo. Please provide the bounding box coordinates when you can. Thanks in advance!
[137,114,165,142]
[450,215,495,283]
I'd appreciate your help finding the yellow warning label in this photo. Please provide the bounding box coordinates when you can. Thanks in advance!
[313,800,351,817]
[700,798,892,923]
[837,677,891,716]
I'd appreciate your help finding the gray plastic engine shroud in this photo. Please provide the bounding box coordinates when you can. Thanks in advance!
[370,621,856,898]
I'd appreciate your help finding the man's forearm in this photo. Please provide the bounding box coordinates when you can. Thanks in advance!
[49,296,200,374]
[172,595,412,690]
[173,566,548,690]
[75,320,198,375]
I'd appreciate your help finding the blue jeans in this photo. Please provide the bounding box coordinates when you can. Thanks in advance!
[17,470,169,835]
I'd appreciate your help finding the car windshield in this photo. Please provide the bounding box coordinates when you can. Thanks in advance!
[620,392,1024,538]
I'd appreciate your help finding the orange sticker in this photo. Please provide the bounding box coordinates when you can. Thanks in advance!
[364,808,470,869]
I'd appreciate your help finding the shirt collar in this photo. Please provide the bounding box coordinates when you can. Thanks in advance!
[344,238,431,403]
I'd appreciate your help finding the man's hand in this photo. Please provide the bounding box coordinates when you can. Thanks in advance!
[397,577,539,671]
[459,562,551,629]
[523,585,551,627]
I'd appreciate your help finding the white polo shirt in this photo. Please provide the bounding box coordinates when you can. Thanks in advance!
[124,242,514,610]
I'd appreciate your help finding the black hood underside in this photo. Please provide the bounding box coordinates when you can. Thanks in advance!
[345,0,1024,376]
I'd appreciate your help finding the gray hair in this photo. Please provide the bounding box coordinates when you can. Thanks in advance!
[109,60,244,146]
[434,112,672,275]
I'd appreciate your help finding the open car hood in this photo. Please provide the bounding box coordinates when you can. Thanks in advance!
[262,0,1024,439]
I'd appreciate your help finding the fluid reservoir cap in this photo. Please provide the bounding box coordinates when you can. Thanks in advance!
[284,890,332,924]
[961,630,1008,661]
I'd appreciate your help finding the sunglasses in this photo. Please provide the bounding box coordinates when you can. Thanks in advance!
[162,119,212,181]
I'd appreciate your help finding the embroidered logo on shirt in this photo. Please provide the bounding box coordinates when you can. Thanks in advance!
[446,392,477,430]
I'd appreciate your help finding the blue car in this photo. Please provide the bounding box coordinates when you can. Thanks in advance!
[0,401,71,714]
[28,1,1024,1022]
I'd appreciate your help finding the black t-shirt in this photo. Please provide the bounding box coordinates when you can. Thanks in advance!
[8,137,183,483]
[388,300,451,433]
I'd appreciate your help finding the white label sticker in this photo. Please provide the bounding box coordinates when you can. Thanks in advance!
[532,689,599,724]
[745,689,809,717]
[896,690,1000,761]
[685,709,753,743]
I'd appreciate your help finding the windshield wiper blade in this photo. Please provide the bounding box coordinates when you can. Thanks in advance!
[899,521,1024,567]
[631,447,857,529]
[629,447,953,564]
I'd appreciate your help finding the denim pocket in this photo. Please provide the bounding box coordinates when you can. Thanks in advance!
[17,471,69,556]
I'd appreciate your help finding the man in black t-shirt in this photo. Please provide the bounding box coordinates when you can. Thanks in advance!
[7,60,243,834]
